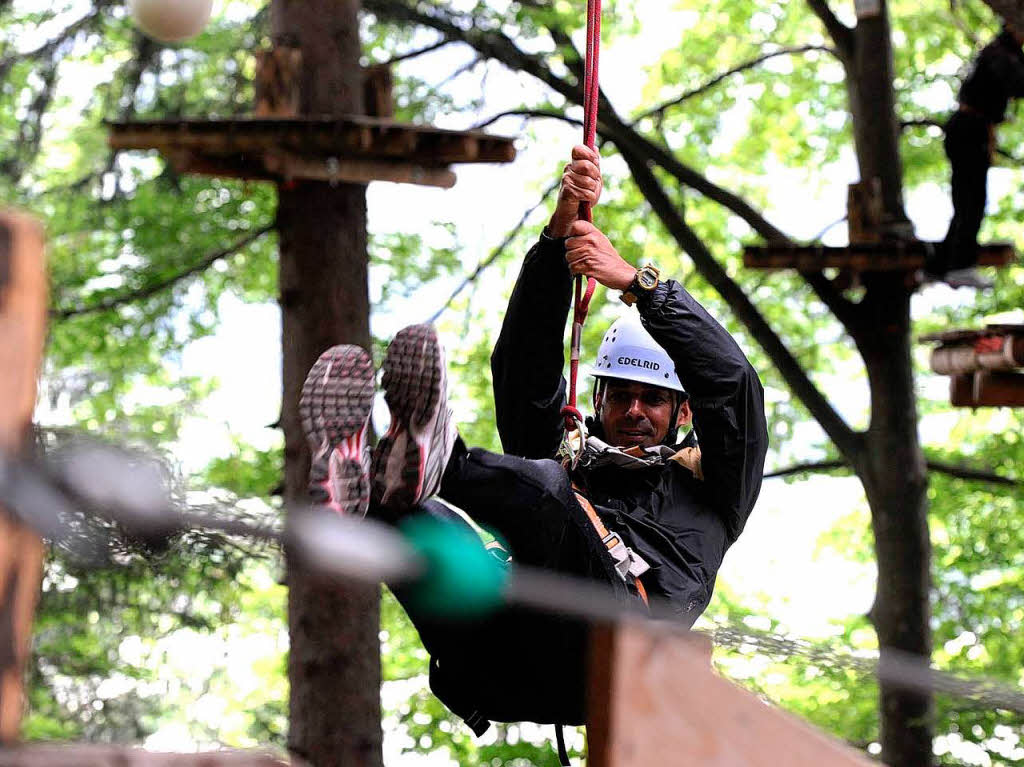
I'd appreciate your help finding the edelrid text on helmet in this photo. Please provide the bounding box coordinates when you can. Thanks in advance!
[590,316,684,392]
[617,356,660,371]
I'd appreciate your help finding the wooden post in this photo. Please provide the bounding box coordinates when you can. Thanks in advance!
[256,47,393,120]
[587,622,875,767]
[254,47,303,117]
[847,178,883,244]
[0,212,48,745]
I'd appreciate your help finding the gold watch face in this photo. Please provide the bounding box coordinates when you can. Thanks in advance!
[637,268,658,290]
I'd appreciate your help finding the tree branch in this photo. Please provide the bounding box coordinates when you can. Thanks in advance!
[617,144,862,458]
[427,177,560,323]
[764,459,847,479]
[901,117,944,131]
[634,44,838,123]
[764,457,1019,487]
[371,38,452,67]
[927,459,1019,487]
[0,4,109,83]
[52,225,274,320]
[805,0,855,60]
[366,0,791,244]
[472,108,582,132]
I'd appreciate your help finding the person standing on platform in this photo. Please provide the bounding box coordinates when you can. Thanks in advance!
[926,24,1024,289]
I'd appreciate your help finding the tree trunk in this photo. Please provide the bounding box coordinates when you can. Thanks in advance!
[854,281,933,767]
[844,5,934,764]
[845,0,912,235]
[273,1,383,766]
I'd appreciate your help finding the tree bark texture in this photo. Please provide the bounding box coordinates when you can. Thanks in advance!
[845,0,912,234]
[272,1,383,766]
[853,281,933,767]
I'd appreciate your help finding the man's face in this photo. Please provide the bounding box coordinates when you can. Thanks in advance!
[597,379,688,448]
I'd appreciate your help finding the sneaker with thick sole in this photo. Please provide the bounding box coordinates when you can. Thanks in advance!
[300,345,375,517]
[372,324,457,512]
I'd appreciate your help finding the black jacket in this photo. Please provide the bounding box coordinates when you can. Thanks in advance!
[491,232,769,617]
[959,29,1024,123]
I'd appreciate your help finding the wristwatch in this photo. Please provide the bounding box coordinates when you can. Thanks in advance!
[620,264,660,306]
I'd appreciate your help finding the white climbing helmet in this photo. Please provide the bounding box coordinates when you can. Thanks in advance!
[590,316,684,392]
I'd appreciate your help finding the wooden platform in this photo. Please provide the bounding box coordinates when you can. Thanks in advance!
[921,325,1024,407]
[107,116,517,189]
[744,241,1016,272]
[587,622,874,767]
[950,371,1024,408]
[920,324,1024,346]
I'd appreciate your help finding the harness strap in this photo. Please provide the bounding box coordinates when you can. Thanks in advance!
[573,489,649,606]
[555,725,570,766]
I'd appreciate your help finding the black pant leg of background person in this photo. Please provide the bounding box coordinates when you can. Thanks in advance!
[940,111,992,272]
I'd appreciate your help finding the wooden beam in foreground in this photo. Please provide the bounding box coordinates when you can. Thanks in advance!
[587,622,874,767]
[0,746,299,767]
[744,241,1015,272]
[0,212,47,745]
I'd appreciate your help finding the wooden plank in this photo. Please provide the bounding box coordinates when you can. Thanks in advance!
[0,212,47,745]
[262,152,456,188]
[0,745,300,766]
[950,374,975,408]
[169,148,457,188]
[108,116,516,165]
[744,242,1016,272]
[107,117,517,167]
[930,336,1024,375]
[920,324,1024,345]
[975,371,1024,406]
[168,151,277,183]
[847,179,882,243]
[254,47,302,118]
[587,622,875,767]
[951,371,1024,408]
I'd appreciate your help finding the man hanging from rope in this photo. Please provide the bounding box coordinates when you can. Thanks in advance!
[924,22,1024,289]
[491,142,768,616]
[298,145,769,737]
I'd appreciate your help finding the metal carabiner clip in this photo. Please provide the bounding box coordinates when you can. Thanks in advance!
[559,413,588,471]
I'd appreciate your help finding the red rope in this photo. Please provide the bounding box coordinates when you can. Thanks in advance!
[562,0,601,431]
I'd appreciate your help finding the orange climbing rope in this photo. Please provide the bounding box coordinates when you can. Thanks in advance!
[560,0,601,433]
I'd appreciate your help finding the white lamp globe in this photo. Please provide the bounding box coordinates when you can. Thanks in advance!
[128,0,214,43]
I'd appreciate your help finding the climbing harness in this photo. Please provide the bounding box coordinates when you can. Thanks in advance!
[573,488,650,603]
[558,0,602,451]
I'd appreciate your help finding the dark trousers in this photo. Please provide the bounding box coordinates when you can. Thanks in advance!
[932,110,992,274]
[380,442,627,726]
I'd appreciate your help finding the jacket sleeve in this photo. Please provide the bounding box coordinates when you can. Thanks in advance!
[636,280,769,541]
[490,232,574,459]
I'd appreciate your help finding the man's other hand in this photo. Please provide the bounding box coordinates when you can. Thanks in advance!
[548,145,603,238]
[565,220,636,290]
